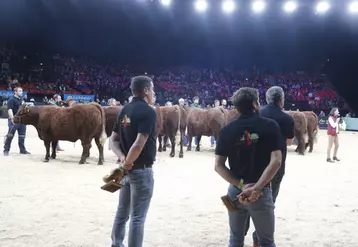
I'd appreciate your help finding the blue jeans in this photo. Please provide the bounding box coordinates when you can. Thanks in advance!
[184,136,198,146]
[250,170,283,244]
[3,119,27,153]
[211,136,215,145]
[111,168,154,247]
[227,185,276,247]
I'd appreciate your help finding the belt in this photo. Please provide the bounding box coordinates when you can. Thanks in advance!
[131,163,153,170]
[236,178,271,190]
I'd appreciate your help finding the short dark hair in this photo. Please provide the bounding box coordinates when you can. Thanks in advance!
[130,76,153,96]
[230,87,259,114]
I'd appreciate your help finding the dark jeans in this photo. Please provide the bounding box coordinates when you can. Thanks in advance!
[3,119,27,153]
[227,185,276,247]
[247,170,284,245]
[111,168,154,247]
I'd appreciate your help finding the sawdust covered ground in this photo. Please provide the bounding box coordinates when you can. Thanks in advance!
[0,119,357,247]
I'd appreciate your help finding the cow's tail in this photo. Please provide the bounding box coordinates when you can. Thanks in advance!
[91,102,107,145]
[175,105,181,146]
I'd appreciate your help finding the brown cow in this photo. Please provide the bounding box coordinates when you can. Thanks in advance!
[284,111,307,155]
[186,107,227,151]
[157,105,186,158]
[103,106,123,137]
[225,109,239,124]
[302,111,319,153]
[13,103,107,165]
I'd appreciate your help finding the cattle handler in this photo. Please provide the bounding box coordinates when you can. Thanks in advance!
[215,87,282,247]
[108,75,157,247]
[3,86,31,156]
[50,94,64,152]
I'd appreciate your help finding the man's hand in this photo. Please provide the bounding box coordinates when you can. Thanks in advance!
[123,162,134,171]
[120,157,133,170]
[11,118,15,124]
[237,184,263,205]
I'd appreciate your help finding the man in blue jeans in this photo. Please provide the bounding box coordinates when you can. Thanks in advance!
[247,86,294,246]
[3,87,30,156]
[49,94,64,152]
[109,76,156,247]
[211,100,221,147]
[214,87,282,247]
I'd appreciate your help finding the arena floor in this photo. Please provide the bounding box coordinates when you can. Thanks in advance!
[0,119,357,247]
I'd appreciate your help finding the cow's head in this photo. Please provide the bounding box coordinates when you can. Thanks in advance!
[13,105,34,125]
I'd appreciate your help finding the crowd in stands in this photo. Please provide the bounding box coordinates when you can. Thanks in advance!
[0,46,351,114]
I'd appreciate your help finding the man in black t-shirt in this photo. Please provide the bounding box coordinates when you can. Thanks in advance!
[215,87,282,247]
[3,87,30,156]
[248,86,295,246]
[110,76,156,247]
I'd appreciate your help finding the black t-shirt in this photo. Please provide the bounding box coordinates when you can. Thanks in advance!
[260,104,294,173]
[113,97,157,165]
[7,96,23,116]
[215,112,281,183]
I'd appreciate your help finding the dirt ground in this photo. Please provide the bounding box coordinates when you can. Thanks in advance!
[0,119,357,247]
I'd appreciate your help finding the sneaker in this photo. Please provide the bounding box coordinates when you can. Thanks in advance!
[56,148,64,152]
[327,158,334,163]
[20,151,31,155]
[333,157,340,161]
[3,151,9,156]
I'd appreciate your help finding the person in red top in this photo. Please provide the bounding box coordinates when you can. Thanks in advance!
[327,107,340,163]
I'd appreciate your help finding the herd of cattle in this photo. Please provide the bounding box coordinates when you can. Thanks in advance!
[12,102,318,165]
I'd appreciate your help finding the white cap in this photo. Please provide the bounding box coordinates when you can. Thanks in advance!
[178,98,184,102]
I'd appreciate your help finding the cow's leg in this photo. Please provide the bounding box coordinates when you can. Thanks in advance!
[163,135,168,152]
[195,135,202,152]
[179,131,184,158]
[297,133,305,155]
[44,141,51,162]
[158,135,163,152]
[169,134,175,157]
[51,141,58,159]
[87,143,92,158]
[79,139,91,164]
[307,130,314,153]
[95,138,105,166]
[187,135,193,151]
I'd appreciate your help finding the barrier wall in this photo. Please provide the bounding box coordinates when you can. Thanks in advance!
[0,90,27,98]
[318,116,358,131]
[64,94,94,103]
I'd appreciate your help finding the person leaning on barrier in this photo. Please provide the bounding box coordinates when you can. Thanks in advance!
[110,75,157,247]
[3,86,31,156]
[214,87,282,247]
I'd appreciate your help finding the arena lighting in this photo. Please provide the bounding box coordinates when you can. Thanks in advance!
[315,1,330,14]
[194,0,208,12]
[348,1,358,13]
[283,1,297,13]
[222,0,236,13]
[161,0,171,6]
[252,0,266,13]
